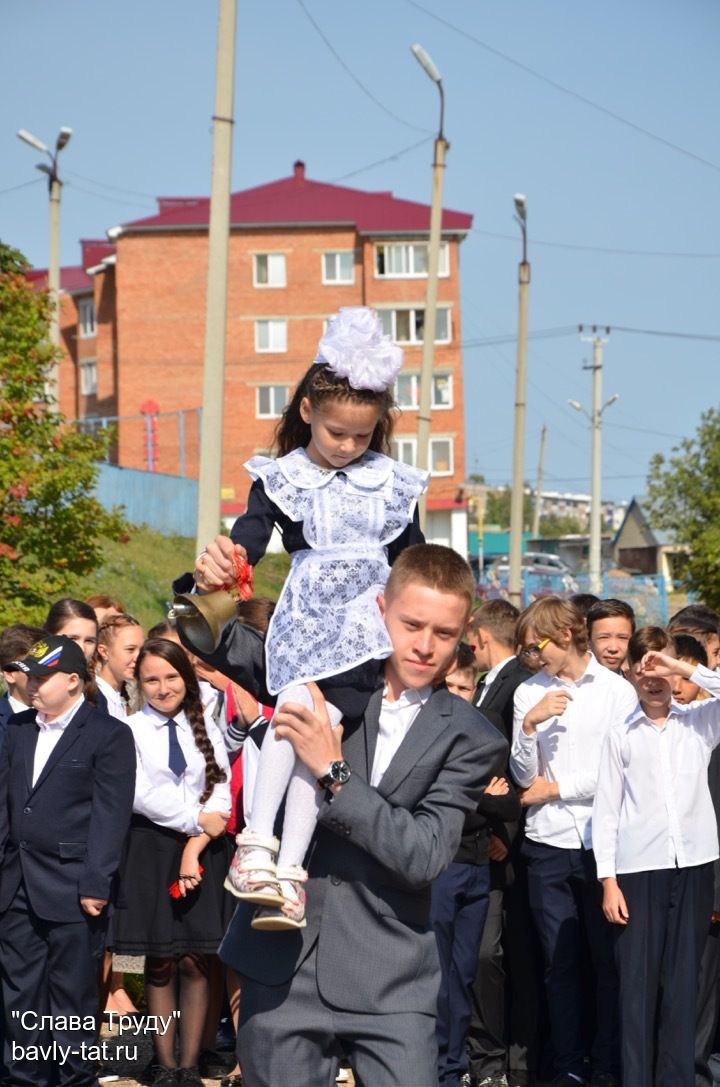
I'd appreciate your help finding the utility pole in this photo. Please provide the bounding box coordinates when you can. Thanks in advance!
[570,326,618,595]
[531,423,547,540]
[508,194,530,607]
[195,0,237,552]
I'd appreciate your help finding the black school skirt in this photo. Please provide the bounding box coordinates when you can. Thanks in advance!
[113,815,235,957]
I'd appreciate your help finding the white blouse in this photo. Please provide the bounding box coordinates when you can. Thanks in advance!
[127,703,231,836]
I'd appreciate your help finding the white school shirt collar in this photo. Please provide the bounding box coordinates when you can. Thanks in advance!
[476,654,516,705]
[370,684,433,788]
[36,695,85,731]
[274,448,395,491]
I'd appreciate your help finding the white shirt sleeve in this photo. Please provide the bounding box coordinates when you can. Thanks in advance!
[510,681,540,787]
[557,681,637,802]
[592,727,625,880]
[133,744,204,835]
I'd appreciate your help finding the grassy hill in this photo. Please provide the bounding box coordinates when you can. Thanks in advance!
[68,526,290,632]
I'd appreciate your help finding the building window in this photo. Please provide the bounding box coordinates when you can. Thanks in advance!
[80,359,97,396]
[253,253,286,288]
[322,251,355,284]
[78,298,96,338]
[257,385,289,418]
[395,372,453,410]
[375,241,449,279]
[391,436,454,476]
[379,307,451,344]
[255,319,288,353]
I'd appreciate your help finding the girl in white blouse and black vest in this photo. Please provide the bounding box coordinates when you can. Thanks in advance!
[113,639,232,1087]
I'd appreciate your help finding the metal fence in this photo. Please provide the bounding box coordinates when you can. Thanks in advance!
[76,408,202,478]
[478,570,668,625]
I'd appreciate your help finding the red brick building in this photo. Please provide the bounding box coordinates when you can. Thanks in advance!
[46,161,473,545]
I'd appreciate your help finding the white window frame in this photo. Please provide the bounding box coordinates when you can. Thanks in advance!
[256,384,289,419]
[255,319,288,353]
[391,435,455,477]
[374,241,449,279]
[395,372,453,411]
[253,253,286,288]
[79,358,97,396]
[78,298,96,338]
[322,251,355,285]
[379,306,451,345]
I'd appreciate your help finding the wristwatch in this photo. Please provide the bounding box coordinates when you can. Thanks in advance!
[317,760,352,790]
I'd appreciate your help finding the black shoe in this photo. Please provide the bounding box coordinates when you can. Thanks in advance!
[590,1075,620,1087]
[198,1048,236,1078]
[151,1070,178,1087]
[177,1068,204,1087]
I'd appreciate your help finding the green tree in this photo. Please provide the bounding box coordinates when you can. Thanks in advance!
[0,241,126,625]
[646,406,720,607]
[538,514,583,538]
[484,485,533,530]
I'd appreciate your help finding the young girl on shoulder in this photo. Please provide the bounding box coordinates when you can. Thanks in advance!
[193,306,428,930]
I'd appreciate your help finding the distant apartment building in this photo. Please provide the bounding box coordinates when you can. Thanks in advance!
[36,161,473,545]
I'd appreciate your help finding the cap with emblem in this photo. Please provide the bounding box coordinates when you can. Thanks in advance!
[5,635,89,680]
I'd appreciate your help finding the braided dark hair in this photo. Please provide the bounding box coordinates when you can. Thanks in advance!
[136,639,226,805]
[275,362,397,457]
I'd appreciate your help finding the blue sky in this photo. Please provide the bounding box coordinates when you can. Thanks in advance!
[2,0,719,503]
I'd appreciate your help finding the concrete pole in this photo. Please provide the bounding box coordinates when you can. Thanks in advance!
[508,257,530,607]
[416,135,448,530]
[195,0,237,553]
[47,176,61,406]
[531,423,547,540]
[589,336,603,594]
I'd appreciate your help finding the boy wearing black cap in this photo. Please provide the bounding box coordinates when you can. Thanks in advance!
[0,635,136,1087]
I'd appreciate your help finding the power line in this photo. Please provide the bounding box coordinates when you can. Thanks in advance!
[65,182,156,211]
[296,0,431,135]
[405,0,720,175]
[470,227,720,260]
[612,324,720,343]
[329,135,433,182]
[66,170,159,200]
[0,178,44,198]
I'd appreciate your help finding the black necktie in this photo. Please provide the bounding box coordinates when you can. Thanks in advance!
[166,719,187,778]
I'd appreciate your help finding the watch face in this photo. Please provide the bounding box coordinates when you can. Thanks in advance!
[330,760,351,785]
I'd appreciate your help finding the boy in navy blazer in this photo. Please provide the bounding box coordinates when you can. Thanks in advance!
[0,635,136,1087]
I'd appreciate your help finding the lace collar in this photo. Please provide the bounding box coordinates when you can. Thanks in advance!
[276,448,395,490]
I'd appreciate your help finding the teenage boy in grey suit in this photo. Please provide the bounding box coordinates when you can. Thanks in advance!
[195,541,508,1087]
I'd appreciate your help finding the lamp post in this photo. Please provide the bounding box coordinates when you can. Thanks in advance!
[411,42,448,531]
[195,0,237,552]
[17,125,72,406]
[508,194,530,607]
[569,328,617,594]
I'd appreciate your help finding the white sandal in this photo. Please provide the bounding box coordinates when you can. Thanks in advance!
[223,829,282,905]
[250,865,308,930]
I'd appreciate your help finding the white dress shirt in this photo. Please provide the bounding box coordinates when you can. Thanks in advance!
[476,655,516,707]
[8,693,28,715]
[96,674,128,721]
[33,696,86,786]
[511,654,637,849]
[370,685,432,788]
[593,664,720,879]
[128,703,232,835]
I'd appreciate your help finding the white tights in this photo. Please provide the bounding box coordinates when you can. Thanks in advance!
[249,684,342,870]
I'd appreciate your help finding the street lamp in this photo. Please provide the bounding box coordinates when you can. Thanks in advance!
[569,329,618,593]
[411,42,449,531]
[508,194,531,607]
[17,125,72,407]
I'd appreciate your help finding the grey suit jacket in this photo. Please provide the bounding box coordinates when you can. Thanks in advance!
[219,685,508,1015]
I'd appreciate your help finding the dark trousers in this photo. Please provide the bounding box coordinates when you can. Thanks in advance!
[430,861,491,1087]
[615,864,713,1087]
[696,920,720,1086]
[467,887,505,1079]
[0,882,106,1087]
[522,839,618,1080]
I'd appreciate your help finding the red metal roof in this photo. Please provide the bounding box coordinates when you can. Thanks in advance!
[26,266,93,293]
[81,238,116,271]
[117,161,472,237]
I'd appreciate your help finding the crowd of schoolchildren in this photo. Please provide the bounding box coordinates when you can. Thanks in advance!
[0,308,719,1087]
[3,587,720,1087]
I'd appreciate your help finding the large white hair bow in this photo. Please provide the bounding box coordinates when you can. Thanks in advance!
[316,307,403,392]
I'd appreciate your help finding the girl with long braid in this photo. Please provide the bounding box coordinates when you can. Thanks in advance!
[113,639,232,1087]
